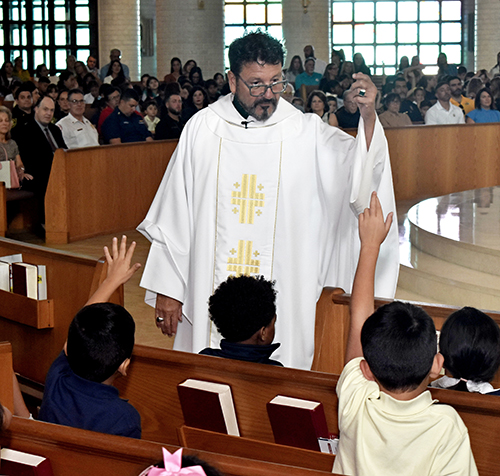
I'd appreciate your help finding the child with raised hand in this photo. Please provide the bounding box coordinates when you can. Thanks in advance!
[333,192,478,476]
[431,307,500,394]
[39,236,143,438]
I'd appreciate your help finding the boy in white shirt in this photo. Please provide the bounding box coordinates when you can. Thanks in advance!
[333,192,478,476]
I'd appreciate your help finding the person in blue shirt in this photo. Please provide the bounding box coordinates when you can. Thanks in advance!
[466,88,500,124]
[39,236,143,438]
[199,275,283,366]
[102,89,153,144]
[294,58,322,91]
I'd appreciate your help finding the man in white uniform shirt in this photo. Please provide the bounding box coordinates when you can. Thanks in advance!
[138,31,399,370]
[425,81,465,125]
[56,89,99,149]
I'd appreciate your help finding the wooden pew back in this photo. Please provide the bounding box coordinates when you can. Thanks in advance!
[386,122,500,202]
[115,345,339,446]
[45,140,177,244]
[0,237,121,383]
[0,341,14,411]
[0,417,337,476]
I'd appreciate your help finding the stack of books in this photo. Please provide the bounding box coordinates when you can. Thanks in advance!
[0,253,47,300]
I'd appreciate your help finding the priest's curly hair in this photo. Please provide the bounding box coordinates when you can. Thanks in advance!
[208,275,277,343]
[228,30,285,76]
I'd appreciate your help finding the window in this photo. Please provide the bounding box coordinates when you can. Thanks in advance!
[224,0,283,69]
[331,0,462,75]
[0,0,97,75]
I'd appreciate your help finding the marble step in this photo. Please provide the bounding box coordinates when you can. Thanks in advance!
[397,249,500,313]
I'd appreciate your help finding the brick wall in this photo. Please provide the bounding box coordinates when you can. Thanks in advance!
[98,0,141,80]
[475,0,500,71]
[282,0,330,68]
[156,0,224,80]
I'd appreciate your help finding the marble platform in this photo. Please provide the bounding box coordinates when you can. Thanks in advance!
[396,187,500,312]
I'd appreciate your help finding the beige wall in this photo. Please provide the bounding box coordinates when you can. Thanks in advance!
[476,0,500,71]
[98,0,141,80]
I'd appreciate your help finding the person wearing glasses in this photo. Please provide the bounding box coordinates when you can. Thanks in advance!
[138,31,399,371]
[56,89,99,149]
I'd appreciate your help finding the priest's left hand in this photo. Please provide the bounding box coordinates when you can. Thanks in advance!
[351,73,377,149]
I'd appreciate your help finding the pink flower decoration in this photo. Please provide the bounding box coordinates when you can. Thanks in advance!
[147,448,206,476]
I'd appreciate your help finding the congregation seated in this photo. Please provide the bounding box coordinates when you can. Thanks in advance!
[97,85,121,134]
[99,48,130,82]
[154,91,184,140]
[12,95,67,232]
[449,76,475,116]
[294,57,322,91]
[335,89,360,129]
[425,80,465,125]
[181,85,209,123]
[142,99,160,136]
[56,88,99,149]
[465,87,500,124]
[38,236,142,438]
[431,307,500,395]
[101,89,152,144]
[199,275,283,367]
[54,88,70,121]
[378,93,412,128]
[11,82,34,130]
[392,76,423,123]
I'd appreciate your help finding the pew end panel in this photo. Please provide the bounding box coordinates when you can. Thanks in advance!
[177,426,336,472]
[0,417,339,476]
[312,287,348,374]
[0,238,123,383]
[115,346,340,446]
[45,140,178,244]
[0,341,14,412]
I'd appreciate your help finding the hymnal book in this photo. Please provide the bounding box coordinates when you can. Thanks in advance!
[12,263,38,299]
[37,264,47,300]
[267,395,329,451]
[177,379,240,436]
[0,253,23,292]
[0,261,10,292]
[0,448,54,475]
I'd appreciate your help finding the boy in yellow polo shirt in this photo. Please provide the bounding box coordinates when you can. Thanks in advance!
[333,192,478,476]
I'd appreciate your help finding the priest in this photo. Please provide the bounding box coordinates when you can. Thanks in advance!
[137,31,399,370]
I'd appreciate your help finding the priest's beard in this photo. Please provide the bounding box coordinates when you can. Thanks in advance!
[236,93,278,121]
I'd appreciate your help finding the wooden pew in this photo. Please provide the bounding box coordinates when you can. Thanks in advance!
[0,341,14,412]
[115,341,500,475]
[0,237,121,384]
[386,122,500,202]
[114,345,339,449]
[0,182,34,236]
[0,417,338,476]
[45,139,178,244]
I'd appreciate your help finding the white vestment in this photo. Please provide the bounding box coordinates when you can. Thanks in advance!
[137,94,399,370]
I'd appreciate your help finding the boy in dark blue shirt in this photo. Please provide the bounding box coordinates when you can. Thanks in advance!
[199,275,283,366]
[39,236,142,438]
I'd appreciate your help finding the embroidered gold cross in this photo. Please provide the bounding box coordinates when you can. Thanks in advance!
[231,174,265,224]
[227,240,260,276]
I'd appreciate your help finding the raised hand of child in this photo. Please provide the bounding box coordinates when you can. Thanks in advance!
[103,235,142,287]
[358,191,393,249]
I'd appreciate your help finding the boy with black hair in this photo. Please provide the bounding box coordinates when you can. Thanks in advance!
[333,192,478,476]
[39,236,143,438]
[199,275,282,366]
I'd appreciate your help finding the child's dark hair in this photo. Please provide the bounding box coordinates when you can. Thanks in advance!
[66,303,135,383]
[208,275,277,342]
[142,99,158,114]
[440,307,500,384]
[361,302,437,392]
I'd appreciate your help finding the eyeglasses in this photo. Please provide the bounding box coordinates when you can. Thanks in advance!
[69,99,85,104]
[236,75,288,97]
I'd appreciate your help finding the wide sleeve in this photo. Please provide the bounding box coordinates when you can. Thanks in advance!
[137,127,194,306]
[320,116,399,299]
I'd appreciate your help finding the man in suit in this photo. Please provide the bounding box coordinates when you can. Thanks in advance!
[12,96,67,232]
